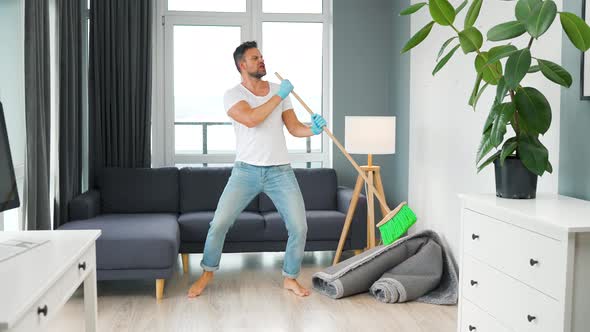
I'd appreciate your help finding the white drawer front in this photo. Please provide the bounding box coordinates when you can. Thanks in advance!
[10,308,43,332]
[462,208,564,299]
[462,255,560,332]
[75,245,96,284]
[11,244,95,331]
[11,272,78,331]
[460,298,511,332]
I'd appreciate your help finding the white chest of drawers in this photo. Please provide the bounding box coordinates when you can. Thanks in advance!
[0,230,101,332]
[458,194,590,332]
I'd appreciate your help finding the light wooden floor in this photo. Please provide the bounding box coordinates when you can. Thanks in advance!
[47,251,457,332]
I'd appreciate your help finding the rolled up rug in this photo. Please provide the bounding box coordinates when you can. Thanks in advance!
[370,238,442,303]
[312,230,458,305]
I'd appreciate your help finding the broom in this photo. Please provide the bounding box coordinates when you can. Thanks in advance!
[376,201,416,245]
[274,72,416,249]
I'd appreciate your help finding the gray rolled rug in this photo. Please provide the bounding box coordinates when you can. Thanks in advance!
[312,230,458,305]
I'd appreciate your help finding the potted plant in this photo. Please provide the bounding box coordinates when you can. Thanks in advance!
[400,0,590,198]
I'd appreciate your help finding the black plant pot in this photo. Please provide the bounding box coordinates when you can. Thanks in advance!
[493,156,538,199]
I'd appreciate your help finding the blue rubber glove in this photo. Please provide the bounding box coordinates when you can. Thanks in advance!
[276,79,294,100]
[310,113,327,135]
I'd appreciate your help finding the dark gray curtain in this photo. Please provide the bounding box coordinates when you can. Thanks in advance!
[55,0,83,228]
[89,0,152,187]
[24,0,51,230]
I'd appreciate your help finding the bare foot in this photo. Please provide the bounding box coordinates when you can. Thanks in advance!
[188,271,214,298]
[283,278,311,297]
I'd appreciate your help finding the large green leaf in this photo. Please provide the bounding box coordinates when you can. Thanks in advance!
[528,64,541,73]
[500,137,518,165]
[455,0,468,14]
[469,73,483,107]
[475,52,502,85]
[485,45,518,66]
[495,77,508,104]
[429,0,456,26]
[505,49,531,89]
[526,0,557,38]
[465,0,483,28]
[559,12,590,51]
[490,102,516,147]
[516,0,542,22]
[437,36,458,60]
[433,44,461,75]
[476,129,494,164]
[517,109,532,133]
[482,100,500,134]
[514,87,552,134]
[400,2,428,15]
[537,59,572,87]
[518,133,549,176]
[459,27,483,54]
[401,21,435,53]
[487,21,527,41]
[546,159,553,173]
[477,150,501,173]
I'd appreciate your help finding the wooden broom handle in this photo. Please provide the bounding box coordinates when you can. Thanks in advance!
[275,72,390,211]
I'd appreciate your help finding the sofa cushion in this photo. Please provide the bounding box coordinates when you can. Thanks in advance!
[179,167,258,213]
[97,167,179,213]
[259,168,338,212]
[58,213,180,270]
[178,211,265,242]
[262,210,346,241]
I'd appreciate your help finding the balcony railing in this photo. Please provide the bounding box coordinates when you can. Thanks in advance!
[175,121,317,168]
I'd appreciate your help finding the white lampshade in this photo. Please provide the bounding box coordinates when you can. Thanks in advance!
[345,116,396,154]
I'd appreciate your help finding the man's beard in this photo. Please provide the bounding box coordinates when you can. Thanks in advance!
[248,68,266,79]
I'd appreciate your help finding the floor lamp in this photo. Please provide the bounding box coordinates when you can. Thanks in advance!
[333,116,396,265]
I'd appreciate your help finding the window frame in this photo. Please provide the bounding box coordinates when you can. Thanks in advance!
[153,0,332,168]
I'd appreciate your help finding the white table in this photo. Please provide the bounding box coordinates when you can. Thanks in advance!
[0,230,101,332]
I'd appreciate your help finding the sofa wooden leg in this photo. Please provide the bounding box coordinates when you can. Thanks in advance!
[156,279,165,300]
[181,253,189,274]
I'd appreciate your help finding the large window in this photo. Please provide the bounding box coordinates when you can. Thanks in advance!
[156,0,332,168]
[173,25,241,156]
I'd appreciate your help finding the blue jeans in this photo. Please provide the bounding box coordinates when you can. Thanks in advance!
[200,161,308,279]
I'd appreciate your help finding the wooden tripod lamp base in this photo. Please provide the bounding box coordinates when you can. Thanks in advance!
[333,154,389,265]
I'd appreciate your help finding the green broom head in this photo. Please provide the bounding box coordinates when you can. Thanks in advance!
[377,202,417,245]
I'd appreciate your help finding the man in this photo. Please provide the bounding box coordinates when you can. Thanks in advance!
[187,41,327,298]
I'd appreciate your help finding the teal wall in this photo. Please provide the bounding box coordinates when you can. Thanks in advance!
[333,0,410,207]
[0,0,25,167]
[558,0,590,200]
[390,0,411,207]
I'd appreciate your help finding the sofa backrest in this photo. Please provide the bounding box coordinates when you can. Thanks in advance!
[97,167,179,213]
[179,167,259,213]
[259,168,338,212]
[96,166,338,214]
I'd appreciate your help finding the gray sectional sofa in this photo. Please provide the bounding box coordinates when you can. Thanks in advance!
[58,167,367,299]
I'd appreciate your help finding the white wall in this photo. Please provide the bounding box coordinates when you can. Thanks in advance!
[0,0,25,230]
[408,0,563,257]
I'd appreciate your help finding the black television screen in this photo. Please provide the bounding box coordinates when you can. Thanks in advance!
[0,101,20,213]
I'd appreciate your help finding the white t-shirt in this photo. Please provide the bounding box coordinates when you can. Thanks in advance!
[223,82,294,166]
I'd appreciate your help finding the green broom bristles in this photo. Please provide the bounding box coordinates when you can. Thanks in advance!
[378,203,417,245]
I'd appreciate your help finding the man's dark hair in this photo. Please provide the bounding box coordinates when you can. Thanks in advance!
[233,41,258,73]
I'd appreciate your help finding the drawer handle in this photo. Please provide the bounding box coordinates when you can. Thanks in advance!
[37,305,48,317]
[470,280,478,286]
[527,315,536,322]
[529,259,539,266]
[78,262,87,271]
[471,234,479,240]
[468,325,476,331]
